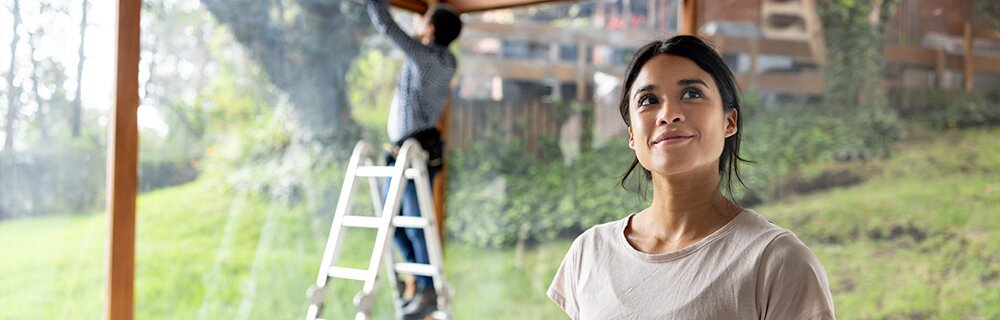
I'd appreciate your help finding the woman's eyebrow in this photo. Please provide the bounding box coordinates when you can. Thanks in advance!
[677,78,708,87]
[632,84,657,99]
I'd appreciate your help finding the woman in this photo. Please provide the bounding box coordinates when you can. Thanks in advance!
[547,36,835,319]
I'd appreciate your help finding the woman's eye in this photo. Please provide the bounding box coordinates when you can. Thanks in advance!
[639,95,659,106]
[681,89,703,100]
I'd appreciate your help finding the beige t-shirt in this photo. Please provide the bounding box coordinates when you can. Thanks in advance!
[547,209,835,319]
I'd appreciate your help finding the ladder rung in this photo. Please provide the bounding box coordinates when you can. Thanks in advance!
[393,216,429,229]
[341,216,429,229]
[327,266,371,281]
[354,166,420,178]
[394,263,439,277]
[342,215,382,228]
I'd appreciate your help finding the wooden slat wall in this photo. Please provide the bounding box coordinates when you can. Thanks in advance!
[448,99,561,155]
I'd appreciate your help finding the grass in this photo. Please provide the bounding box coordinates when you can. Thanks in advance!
[762,127,1000,319]
[0,180,567,319]
[1,127,998,319]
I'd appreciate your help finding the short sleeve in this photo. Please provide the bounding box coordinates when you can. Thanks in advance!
[548,236,583,319]
[756,233,836,319]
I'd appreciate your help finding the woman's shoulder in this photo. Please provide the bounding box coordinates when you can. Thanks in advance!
[565,214,632,254]
[739,209,826,271]
[730,209,796,241]
[727,209,824,261]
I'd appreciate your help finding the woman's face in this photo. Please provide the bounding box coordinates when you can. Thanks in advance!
[627,54,737,178]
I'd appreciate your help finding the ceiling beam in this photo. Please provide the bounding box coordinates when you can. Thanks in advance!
[390,0,574,13]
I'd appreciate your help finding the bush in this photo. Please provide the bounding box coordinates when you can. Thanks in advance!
[446,128,644,248]
[0,138,105,219]
[739,99,902,201]
[446,95,909,247]
[890,90,1000,129]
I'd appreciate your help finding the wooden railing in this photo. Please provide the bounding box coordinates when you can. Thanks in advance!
[458,21,1000,94]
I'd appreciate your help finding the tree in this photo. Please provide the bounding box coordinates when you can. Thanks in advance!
[200,0,369,147]
[974,0,1000,31]
[817,0,898,110]
[69,0,86,138]
[5,0,22,152]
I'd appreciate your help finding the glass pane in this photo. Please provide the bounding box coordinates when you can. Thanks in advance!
[0,0,114,317]
[32,0,992,319]
[136,0,409,318]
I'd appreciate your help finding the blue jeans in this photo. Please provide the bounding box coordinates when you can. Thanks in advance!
[383,160,438,290]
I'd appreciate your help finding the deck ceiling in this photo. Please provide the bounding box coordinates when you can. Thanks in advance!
[389,0,572,13]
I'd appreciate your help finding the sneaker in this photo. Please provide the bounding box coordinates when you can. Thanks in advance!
[400,287,437,320]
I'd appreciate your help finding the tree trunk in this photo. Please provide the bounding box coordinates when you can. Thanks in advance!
[5,0,22,151]
[28,32,50,142]
[200,0,364,147]
[70,0,87,138]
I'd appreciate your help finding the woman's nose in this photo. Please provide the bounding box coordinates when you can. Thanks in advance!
[656,101,684,125]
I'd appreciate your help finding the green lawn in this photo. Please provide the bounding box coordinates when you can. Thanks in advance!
[1,127,998,319]
[762,127,1000,319]
[0,180,568,319]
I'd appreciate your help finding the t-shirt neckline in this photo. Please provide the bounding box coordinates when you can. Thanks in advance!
[617,209,749,263]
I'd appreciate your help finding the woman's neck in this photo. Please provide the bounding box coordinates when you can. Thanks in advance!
[628,165,741,252]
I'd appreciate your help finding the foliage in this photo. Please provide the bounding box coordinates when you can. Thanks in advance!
[446,126,644,248]
[811,0,903,166]
[200,0,371,145]
[974,0,1000,31]
[817,0,898,110]
[347,48,401,145]
[890,89,1000,129]
[0,136,105,219]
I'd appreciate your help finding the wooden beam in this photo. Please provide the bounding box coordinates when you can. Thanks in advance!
[884,45,1000,73]
[462,22,815,59]
[735,73,823,95]
[680,0,698,35]
[107,0,140,319]
[389,0,574,14]
[389,0,428,14]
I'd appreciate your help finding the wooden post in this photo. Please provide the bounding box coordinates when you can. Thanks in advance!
[749,38,759,90]
[108,0,140,319]
[434,100,450,251]
[963,22,974,93]
[935,48,947,90]
[576,41,587,102]
[647,0,656,29]
[680,0,698,35]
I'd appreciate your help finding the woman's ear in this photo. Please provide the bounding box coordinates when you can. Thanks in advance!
[627,127,635,149]
[724,109,738,138]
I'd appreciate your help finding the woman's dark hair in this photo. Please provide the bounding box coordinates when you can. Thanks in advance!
[429,5,462,47]
[617,35,751,198]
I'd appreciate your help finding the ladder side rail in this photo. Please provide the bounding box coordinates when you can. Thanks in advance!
[315,141,372,287]
[362,142,414,295]
[308,141,374,320]
[405,140,450,314]
[406,144,443,272]
[363,156,404,312]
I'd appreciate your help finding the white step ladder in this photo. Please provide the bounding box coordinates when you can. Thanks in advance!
[306,139,451,320]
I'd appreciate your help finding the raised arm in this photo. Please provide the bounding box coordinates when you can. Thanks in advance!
[366,0,436,61]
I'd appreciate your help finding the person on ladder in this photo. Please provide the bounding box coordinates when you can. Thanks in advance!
[366,0,462,318]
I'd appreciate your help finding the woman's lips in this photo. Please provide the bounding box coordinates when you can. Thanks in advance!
[653,135,693,145]
[651,131,695,145]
